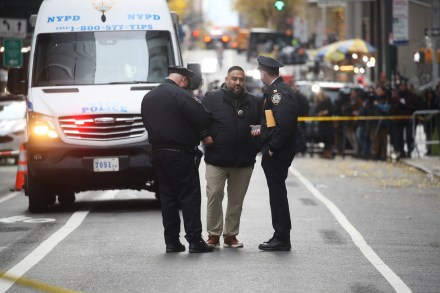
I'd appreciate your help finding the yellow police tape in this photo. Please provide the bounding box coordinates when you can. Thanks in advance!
[0,271,80,293]
[298,115,412,122]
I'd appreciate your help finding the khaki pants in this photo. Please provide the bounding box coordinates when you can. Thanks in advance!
[205,164,253,237]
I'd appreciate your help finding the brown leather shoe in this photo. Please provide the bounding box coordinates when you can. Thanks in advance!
[206,235,220,247]
[224,235,243,248]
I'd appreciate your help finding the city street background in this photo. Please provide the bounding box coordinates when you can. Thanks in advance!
[0,0,440,292]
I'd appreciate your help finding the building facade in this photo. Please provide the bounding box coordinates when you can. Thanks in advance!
[306,0,438,87]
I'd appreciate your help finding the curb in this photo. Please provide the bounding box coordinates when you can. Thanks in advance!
[400,159,440,178]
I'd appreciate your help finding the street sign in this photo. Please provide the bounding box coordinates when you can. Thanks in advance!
[0,18,27,39]
[3,38,23,68]
[424,28,440,37]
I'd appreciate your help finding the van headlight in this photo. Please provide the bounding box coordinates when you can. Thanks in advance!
[28,112,59,139]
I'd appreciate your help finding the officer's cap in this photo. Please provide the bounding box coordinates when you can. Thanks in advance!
[257,56,284,70]
[168,66,195,79]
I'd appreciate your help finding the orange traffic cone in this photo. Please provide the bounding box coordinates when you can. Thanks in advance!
[12,144,28,191]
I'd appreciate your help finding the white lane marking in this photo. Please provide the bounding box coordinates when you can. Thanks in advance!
[0,192,19,204]
[289,166,412,293]
[0,215,33,223]
[0,211,89,292]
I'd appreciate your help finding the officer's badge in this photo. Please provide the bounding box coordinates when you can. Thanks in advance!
[271,93,282,105]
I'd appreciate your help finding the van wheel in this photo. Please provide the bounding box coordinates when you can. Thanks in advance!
[45,194,57,206]
[27,174,50,213]
[58,192,75,208]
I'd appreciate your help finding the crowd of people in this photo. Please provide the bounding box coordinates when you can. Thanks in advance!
[299,80,440,160]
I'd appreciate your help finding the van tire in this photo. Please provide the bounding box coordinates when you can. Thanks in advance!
[58,192,75,208]
[27,174,50,213]
[46,194,57,206]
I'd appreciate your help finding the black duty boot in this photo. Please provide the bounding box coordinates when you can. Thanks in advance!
[258,237,291,251]
[166,242,186,253]
[189,239,214,253]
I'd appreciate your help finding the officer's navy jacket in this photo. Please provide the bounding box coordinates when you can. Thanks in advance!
[141,79,210,150]
[260,77,299,153]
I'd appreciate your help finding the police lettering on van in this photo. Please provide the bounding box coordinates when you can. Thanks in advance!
[81,102,128,114]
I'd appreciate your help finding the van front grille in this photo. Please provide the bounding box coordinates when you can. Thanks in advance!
[58,114,145,141]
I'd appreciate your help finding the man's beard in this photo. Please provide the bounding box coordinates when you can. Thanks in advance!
[228,86,244,98]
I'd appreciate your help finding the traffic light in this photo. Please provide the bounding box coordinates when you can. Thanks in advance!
[274,0,285,11]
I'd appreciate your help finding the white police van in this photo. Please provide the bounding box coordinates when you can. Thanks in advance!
[8,0,201,212]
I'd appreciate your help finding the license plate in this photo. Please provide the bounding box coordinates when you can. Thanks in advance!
[93,158,119,172]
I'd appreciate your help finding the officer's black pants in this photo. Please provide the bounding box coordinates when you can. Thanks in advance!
[261,146,295,241]
[153,149,202,245]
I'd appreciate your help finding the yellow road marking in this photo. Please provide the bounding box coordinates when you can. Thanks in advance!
[0,271,81,293]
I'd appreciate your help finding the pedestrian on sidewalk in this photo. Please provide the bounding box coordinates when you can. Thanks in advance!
[369,85,391,161]
[201,66,262,248]
[314,91,334,159]
[391,81,417,158]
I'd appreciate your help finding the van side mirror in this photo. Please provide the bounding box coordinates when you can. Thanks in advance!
[187,63,202,90]
[7,68,28,95]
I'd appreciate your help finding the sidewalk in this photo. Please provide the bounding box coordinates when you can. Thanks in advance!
[401,155,440,177]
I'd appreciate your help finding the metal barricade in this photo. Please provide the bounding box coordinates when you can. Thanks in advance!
[411,110,440,158]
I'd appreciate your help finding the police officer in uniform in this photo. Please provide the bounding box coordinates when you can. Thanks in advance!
[141,66,214,253]
[254,56,299,251]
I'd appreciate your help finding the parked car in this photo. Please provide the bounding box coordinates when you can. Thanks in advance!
[0,96,27,163]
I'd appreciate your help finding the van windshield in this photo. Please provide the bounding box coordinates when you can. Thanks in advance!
[32,31,175,87]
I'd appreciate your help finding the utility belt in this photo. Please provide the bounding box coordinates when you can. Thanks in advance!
[151,145,203,168]
[152,145,198,153]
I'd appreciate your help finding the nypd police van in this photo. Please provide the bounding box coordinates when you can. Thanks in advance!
[8,0,199,212]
